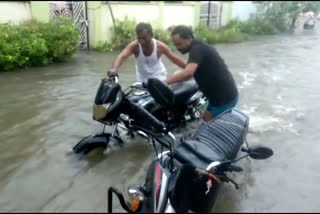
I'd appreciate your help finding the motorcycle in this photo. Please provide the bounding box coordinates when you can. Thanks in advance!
[107,80,274,213]
[73,75,207,155]
[304,15,317,30]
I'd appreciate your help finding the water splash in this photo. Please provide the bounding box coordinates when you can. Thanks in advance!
[238,72,257,89]
[241,104,301,135]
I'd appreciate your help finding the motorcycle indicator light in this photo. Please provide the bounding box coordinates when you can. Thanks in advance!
[130,199,140,212]
[128,185,145,212]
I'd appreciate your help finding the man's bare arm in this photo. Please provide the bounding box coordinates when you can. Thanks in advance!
[165,63,198,85]
[108,41,136,75]
[160,42,186,69]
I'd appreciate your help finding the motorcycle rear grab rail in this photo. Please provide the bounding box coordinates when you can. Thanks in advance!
[108,187,132,213]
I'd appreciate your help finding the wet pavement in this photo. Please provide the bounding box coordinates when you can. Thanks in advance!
[0,30,320,212]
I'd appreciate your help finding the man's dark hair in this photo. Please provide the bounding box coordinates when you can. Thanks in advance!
[136,22,153,36]
[171,25,194,39]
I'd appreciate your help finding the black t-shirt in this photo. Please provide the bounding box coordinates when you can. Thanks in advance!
[188,39,238,106]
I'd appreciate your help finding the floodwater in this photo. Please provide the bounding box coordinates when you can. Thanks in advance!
[0,29,320,212]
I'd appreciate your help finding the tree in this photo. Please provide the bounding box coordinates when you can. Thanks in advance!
[256,1,320,31]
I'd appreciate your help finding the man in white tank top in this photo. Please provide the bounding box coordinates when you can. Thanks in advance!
[107,23,186,83]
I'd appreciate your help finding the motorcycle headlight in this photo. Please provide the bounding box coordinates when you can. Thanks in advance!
[93,103,110,120]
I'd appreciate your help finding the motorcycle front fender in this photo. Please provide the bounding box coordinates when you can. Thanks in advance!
[73,133,111,154]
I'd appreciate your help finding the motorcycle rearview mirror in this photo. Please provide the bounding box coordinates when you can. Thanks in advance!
[246,145,273,160]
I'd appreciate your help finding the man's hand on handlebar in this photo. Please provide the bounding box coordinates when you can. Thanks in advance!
[107,68,117,77]
[106,69,119,83]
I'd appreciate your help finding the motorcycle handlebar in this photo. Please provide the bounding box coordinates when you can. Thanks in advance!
[107,73,119,84]
[136,126,173,150]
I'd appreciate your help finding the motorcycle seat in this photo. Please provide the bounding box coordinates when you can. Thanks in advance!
[173,109,249,169]
[170,79,199,105]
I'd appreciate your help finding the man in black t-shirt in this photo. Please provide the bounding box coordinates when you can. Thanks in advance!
[165,25,239,122]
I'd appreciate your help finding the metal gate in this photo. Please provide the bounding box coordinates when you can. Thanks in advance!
[49,1,89,49]
[200,1,222,29]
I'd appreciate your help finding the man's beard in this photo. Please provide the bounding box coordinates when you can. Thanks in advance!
[178,44,191,54]
[178,48,189,54]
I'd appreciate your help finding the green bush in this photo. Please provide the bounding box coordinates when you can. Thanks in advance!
[95,18,176,52]
[95,41,114,52]
[223,18,280,35]
[256,1,320,32]
[215,29,249,43]
[194,24,218,44]
[194,24,248,44]
[96,16,284,54]
[0,18,79,71]
[111,17,137,50]
[37,19,80,62]
[95,17,136,52]
[154,27,174,50]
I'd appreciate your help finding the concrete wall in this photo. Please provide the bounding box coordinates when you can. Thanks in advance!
[87,1,200,48]
[220,2,233,27]
[0,1,32,24]
[0,1,49,24]
[0,1,208,50]
[30,1,50,23]
[231,1,257,21]
[162,2,200,29]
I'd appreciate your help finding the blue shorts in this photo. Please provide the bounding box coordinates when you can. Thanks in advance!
[207,96,239,117]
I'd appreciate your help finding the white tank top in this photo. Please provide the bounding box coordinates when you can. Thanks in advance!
[135,38,167,83]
